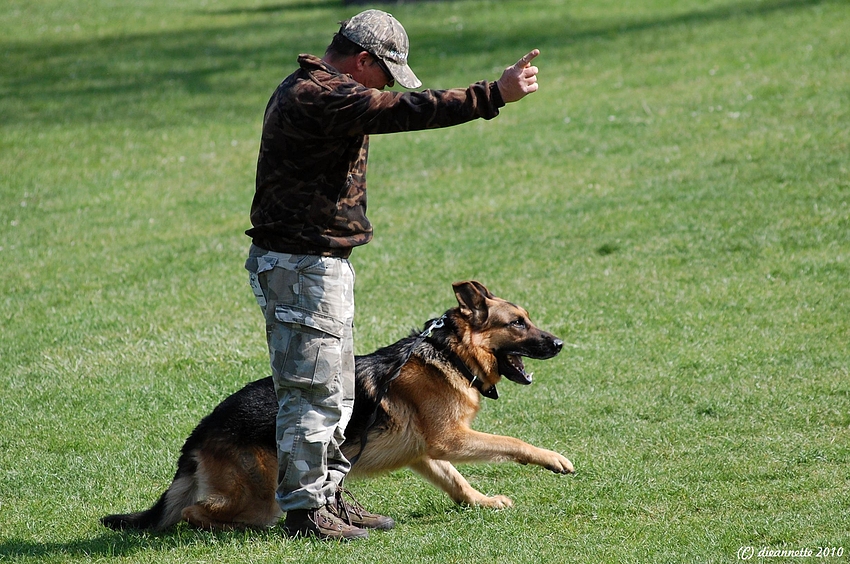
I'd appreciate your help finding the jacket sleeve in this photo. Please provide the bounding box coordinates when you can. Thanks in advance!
[319,80,505,137]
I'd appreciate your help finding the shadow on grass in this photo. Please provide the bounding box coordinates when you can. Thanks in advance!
[0,0,834,129]
[0,508,451,559]
[202,0,341,15]
[202,0,462,13]
[0,527,281,560]
[0,533,173,560]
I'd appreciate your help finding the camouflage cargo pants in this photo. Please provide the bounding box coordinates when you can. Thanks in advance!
[245,245,356,511]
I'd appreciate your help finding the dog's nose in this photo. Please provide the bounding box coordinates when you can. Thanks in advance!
[553,339,564,352]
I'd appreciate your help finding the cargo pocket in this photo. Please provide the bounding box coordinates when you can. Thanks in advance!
[274,305,344,339]
[273,305,345,392]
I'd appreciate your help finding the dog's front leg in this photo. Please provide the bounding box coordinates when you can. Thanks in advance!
[409,458,513,508]
[432,429,575,474]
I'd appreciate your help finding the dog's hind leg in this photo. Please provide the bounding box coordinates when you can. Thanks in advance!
[181,495,280,531]
[177,446,280,530]
[409,458,513,509]
[182,498,245,531]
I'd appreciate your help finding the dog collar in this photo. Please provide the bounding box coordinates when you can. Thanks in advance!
[436,345,498,400]
[425,318,498,400]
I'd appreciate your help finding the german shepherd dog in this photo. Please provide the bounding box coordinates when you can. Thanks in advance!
[101,281,574,531]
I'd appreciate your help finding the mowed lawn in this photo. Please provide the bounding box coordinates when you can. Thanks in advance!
[1,0,848,562]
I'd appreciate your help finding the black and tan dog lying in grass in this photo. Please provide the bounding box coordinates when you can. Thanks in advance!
[102,281,574,531]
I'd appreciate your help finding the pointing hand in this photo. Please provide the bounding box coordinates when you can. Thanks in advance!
[496,49,540,104]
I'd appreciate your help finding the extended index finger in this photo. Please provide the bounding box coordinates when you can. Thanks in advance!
[515,49,540,68]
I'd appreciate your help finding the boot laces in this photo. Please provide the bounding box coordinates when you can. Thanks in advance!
[335,487,366,525]
[311,506,346,531]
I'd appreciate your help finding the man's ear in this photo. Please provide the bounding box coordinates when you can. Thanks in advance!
[353,51,372,72]
[452,280,493,325]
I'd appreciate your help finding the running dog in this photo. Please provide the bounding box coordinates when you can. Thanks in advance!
[101,280,574,531]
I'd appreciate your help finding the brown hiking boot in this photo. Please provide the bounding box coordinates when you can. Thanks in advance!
[327,487,395,531]
[283,506,369,541]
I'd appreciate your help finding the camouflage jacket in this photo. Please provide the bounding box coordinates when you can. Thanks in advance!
[246,54,505,257]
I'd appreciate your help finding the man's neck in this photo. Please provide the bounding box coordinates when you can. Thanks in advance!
[322,53,355,76]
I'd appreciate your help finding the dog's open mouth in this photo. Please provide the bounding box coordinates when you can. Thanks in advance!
[497,353,533,385]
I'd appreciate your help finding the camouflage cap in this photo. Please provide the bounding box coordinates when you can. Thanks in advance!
[340,10,422,89]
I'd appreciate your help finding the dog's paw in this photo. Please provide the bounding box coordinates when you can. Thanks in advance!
[544,451,575,474]
[479,495,514,509]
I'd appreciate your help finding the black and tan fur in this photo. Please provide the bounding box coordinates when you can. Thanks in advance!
[101,281,574,531]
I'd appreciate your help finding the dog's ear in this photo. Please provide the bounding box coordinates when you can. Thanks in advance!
[452,281,493,325]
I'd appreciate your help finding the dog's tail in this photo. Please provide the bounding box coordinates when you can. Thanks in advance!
[101,452,198,531]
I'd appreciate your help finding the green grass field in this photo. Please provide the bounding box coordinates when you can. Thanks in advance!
[2,0,848,562]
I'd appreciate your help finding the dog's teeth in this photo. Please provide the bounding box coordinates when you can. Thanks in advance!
[527,372,534,380]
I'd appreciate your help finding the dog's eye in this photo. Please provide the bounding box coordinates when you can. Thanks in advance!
[510,318,526,329]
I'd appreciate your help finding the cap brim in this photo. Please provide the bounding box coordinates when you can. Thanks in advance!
[384,60,421,89]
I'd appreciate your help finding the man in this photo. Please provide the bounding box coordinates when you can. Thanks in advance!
[244,9,540,541]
